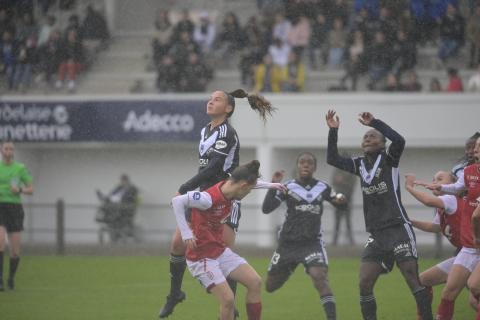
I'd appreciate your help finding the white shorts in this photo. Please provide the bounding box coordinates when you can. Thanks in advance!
[186,248,247,292]
[453,247,480,273]
[436,256,456,274]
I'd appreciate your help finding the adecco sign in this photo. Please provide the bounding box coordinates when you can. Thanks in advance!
[0,99,209,142]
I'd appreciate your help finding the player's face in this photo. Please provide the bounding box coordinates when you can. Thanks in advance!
[296,154,316,179]
[474,138,480,163]
[206,91,233,118]
[432,171,452,196]
[361,129,385,155]
[0,142,14,161]
[465,138,477,163]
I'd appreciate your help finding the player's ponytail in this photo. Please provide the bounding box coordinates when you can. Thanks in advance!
[230,160,260,185]
[225,89,275,123]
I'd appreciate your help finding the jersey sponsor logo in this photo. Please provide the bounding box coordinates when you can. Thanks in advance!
[393,242,412,257]
[199,158,209,166]
[215,140,227,150]
[295,204,321,214]
[362,181,388,195]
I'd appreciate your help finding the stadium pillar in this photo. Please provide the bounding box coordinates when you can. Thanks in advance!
[256,144,275,248]
[56,199,65,255]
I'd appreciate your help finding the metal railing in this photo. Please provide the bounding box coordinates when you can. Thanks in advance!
[22,200,446,256]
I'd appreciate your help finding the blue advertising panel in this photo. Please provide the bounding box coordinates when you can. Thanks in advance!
[0,99,210,142]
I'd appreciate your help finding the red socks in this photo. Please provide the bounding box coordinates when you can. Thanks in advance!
[436,298,454,320]
[246,302,262,320]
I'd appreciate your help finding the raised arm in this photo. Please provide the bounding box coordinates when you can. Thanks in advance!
[262,170,286,214]
[405,174,446,209]
[359,112,405,163]
[326,110,357,174]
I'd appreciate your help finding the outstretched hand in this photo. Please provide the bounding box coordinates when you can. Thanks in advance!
[271,170,285,183]
[326,110,340,128]
[358,112,375,126]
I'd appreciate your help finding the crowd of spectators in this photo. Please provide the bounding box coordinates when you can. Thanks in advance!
[152,0,480,93]
[0,1,109,93]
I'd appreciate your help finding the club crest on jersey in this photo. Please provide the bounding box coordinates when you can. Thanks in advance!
[215,140,227,149]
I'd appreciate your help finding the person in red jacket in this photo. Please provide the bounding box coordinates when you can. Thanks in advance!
[446,68,464,92]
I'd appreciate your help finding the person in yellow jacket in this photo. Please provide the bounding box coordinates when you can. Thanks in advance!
[281,52,305,92]
[254,53,286,93]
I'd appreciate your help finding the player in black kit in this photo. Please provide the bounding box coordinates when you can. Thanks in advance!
[325,110,433,320]
[262,152,345,320]
[159,89,275,318]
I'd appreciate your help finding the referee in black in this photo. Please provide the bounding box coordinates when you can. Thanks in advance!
[325,111,433,320]
[0,141,33,291]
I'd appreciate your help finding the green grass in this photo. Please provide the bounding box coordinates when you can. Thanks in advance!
[0,256,474,320]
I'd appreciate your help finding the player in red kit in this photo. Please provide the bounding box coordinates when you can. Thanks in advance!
[405,171,463,320]
[171,160,284,320]
[422,136,480,320]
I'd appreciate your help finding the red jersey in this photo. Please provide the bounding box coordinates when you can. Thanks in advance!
[435,195,463,249]
[461,164,480,248]
[186,182,232,261]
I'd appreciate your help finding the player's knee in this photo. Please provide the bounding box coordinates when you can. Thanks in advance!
[221,292,235,310]
[441,283,464,300]
[247,274,262,293]
[469,293,479,310]
[468,280,480,298]
[170,237,186,254]
[359,274,375,294]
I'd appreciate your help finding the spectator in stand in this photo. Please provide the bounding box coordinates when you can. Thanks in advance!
[0,8,15,36]
[11,39,33,91]
[466,5,480,68]
[239,33,264,87]
[328,17,347,68]
[429,77,443,92]
[353,7,379,46]
[178,52,212,92]
[152,10,173,68]
[329,0,350,26]
[37,28,61,86]
[215,12,243,63]
[392,29,417,77]
[445,67,463,92]
[169,31,200,73]
[255,53,284,92]
[173,9,194,38]
[410,0,437,45]
[286,15,310,59]
[309,13,329,69]
[381,73,400,91]
[64,14,82,41]
[55,29,84,92]
[282,51,305,92]
[15,12,37,46]
[354,0,379,19]
[467,66,480,91]
[366,31,392,90]
[397,8,415,41]
[438,4,465,64]
[340,30,367,91]
[81,5,110,44]
[37,15,55,47]
[156,54,177,92]
[193,12,216,55]
[378,7,398,46]
[272,13,291,45]
[269,37,291,67]
[0,30,17,89]
[400,70,422,92]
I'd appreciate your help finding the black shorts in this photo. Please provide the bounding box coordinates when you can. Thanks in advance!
[268,240,328,275]
[186,200,241,232]
[361,223,417,273]
[0,203,25,232]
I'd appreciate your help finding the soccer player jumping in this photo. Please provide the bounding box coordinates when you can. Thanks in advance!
[325,110,433,320]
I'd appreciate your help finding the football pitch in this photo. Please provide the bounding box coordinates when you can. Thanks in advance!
[0,256,474,320]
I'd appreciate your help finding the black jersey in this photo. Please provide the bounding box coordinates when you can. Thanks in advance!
[262,178,336,245]
[327,119,409,232]
[178,120,240,194]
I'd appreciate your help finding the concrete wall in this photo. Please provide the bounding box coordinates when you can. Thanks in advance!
[10,93,479,247]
